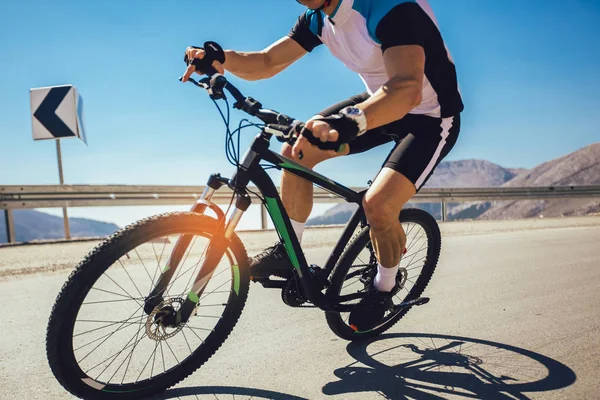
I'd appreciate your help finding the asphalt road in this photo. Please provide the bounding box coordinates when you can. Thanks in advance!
[1,216,599,399]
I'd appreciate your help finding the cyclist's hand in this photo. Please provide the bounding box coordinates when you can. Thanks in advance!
[182,47,225,82]
[291,118,340,158]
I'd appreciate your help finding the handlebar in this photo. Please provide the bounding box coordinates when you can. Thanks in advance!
[181,72,345,153]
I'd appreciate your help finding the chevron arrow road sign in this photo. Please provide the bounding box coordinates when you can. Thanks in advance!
[30,85,87,144]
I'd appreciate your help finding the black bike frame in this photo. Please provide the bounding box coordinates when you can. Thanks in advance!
[144,77,372,318]
[236,131,369,310]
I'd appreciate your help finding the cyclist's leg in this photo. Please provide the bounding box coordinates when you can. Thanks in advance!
[349,113,460,330]
[364,114,461,284]
[281,93,371,234]
[249,93,393,273]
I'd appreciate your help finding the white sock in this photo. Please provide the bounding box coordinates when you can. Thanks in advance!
[290,219,305,244]
[374,262,400,292]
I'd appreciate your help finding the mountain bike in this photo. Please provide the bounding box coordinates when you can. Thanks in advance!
[46,65,441,399]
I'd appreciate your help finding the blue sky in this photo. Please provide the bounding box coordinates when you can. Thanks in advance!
[1,0,599,227]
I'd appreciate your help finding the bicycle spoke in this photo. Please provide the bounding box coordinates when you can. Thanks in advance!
[181,327,194,355]
[197,273,233,301]
[86,321,146,378]
[82,298,136,306]
[133,248,155,287]
[74,320,142,351]
[117,259,144,299]
[118,311,147,384]
[195,279,232,304]
[101,272,142,307]
[163,338,180,364]
[406,228,425,253]
[199,290,231,300]
[90,287,141,301]
[73,320,139,340]
[185,324,205,343]
[107,310,146,384]
[186,325,214,332]
[404,235,428,268]
[164,236,202,298]
[404,246,427,259]
[194,303,226,307]
[137,340,160,383]
[342,277,362,290]
[76,318,140,325]
[157,239,168,271]
[159,341,166,374]
[165,252,210,296]
[77,306,143,364]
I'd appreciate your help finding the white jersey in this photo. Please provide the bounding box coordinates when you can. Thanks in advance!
[289,0,463,118]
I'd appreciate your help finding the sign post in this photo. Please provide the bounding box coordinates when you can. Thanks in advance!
[55,140,71,239]
[30,84,86,240]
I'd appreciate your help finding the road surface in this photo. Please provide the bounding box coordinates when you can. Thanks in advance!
[1,216,599,399]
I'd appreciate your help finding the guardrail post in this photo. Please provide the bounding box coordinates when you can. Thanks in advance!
[260,204,269,230]
[441,200,448,222]
[4,210,16,243]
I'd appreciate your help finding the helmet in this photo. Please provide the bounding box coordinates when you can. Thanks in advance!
[296,0,332,11]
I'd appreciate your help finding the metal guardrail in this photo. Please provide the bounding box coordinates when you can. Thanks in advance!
[2,184,600,244]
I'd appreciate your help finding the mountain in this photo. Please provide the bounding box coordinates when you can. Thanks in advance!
[0,210,120,244]
[308,159,523,225]
[480,143,600,219]
[423,159,522,188]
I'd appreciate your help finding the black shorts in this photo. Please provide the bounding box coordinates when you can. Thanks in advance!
[318,92,461,190]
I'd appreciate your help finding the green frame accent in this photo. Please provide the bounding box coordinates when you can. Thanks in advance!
[263,197,301,270]
[232,264,240,295]
[187,291,199,303]
[278,161,338,186]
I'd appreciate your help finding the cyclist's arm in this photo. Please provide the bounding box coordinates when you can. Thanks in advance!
[224,36,307,81]
[356,3,427,130]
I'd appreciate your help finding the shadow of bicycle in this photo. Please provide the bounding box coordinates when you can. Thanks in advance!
[154,385,308,400]
[323,332,576,399]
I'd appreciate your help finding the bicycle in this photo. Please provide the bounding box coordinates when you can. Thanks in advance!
[46,60,441,399]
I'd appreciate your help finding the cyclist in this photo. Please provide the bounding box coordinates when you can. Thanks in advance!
[182,0,463,331]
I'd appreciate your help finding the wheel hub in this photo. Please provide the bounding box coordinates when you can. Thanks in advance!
[145,297,185,341]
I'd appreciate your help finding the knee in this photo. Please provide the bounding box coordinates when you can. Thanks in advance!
[280,143,329,168]
[362,192,400,230]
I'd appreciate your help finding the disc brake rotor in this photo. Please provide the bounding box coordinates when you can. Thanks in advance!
[145,297,185,341]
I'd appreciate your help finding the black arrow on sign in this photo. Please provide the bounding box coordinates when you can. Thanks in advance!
[33,86,76,138]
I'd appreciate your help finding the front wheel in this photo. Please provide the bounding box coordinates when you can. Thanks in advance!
[326,208,441,341]
[46,212,250,399]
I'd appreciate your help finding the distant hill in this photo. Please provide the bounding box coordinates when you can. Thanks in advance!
[308,143,600,226]
[0,210,120,243]
[424,159,523,188]
[481,143,600,219]
[308,159,523,225]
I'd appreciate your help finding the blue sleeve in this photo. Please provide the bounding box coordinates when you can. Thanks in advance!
[352,0,417,44]
[288,10,323,52]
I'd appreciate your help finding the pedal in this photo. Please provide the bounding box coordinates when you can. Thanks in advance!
[394,297,430,311]
[251,277,287,289]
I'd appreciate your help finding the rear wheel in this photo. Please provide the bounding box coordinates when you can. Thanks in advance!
[46,212,250,399]
[326,208,441,341]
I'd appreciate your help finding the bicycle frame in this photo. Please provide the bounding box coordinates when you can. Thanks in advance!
[143,75,373,321]
[144,129,369,319]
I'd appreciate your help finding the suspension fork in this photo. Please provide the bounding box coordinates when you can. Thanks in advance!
[143,173,229,315]
[177,192,251,323]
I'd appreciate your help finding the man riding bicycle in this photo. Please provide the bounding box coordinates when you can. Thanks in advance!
[182,0,463,332]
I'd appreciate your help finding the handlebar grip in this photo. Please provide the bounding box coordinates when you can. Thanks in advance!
[299,125,345,152]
